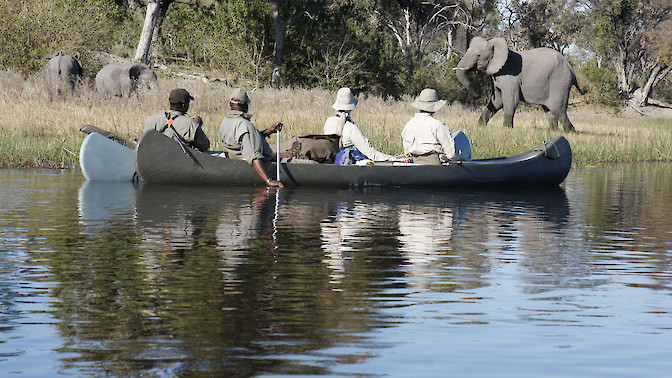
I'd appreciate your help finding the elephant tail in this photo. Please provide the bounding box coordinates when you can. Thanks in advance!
[572,75,585,96]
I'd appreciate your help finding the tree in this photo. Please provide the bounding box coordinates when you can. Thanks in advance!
[270,0,324,89]
[503,0,582,51]
[371,0,479,65]
[591,0,672,96]
[134,0,174,63]
[635,17,672,106]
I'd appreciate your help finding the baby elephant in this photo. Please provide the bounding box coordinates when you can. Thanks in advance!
[95,63,158,97]
[46,52,82,90]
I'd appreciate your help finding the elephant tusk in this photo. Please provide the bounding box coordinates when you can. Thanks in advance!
[452,67,469,71]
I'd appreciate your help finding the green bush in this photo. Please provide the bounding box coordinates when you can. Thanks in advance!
[652,76,672,104]
[0,0,135,76]
[402,55,490,106]
[579,59,623,106]
[160,1,272,85]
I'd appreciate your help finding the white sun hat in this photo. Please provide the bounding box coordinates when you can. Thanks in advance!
[332,87,359,111]
[412,88,446,112]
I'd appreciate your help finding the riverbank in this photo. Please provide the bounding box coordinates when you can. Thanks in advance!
[1,72,672,168]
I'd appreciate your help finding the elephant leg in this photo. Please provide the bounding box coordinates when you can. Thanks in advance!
[542,105,559,130]
[546,103,576,132]
[502,97,518,128]
[559,114,576,132]
[479,91,503,126]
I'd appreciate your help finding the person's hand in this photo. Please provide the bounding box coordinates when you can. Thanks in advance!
[266,122,283,135]
[397,157,412,163]
[267,179,284,188]
[193,115,203,125]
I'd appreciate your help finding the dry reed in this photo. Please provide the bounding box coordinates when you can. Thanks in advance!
[1,70,671,168]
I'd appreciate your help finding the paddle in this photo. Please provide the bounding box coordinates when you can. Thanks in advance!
[276,125,281,182]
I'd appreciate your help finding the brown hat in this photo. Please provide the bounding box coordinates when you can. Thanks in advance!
[169,88,194,104]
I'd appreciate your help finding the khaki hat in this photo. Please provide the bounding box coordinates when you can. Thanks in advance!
[332,87,358,111]
[230,87,250,105]
[169,88,194,104]
[412,88,446,112]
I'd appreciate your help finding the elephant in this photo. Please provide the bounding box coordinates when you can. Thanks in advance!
[455,37,583,132]
[95,63,158,97]
[46,52,82,89]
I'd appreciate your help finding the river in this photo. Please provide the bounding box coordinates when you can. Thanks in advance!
[1,165,671,376]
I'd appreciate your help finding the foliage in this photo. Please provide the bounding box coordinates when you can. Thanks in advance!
[652,76,672,103]
[0,0,135,76]
[160,1,272,86]
[579,59,623,106]
[402,54,489,106]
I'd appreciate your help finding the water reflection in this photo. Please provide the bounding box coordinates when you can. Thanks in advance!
[67,182,580,375]
[9,165,671,376]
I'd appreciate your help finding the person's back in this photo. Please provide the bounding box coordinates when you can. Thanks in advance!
[402,88,455,165]
[324,88,403,163]
[144,88,210,151]
[219,109,274,163]
[218,87,284,187]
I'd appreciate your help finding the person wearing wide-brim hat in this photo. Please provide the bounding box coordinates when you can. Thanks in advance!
[144,88,210,151]
[324,87,408,164]
[401,88,456,165]
[219,87,285,187]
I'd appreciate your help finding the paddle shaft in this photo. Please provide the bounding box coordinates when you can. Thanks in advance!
[276,128,281,182]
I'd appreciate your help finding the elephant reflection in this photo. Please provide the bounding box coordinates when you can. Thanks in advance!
[456,37,583,131]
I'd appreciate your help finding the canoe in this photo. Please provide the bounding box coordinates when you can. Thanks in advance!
[135,129,571,187]
[79,131,136,181]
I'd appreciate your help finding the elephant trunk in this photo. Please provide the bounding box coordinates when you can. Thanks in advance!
[455,59,479,98]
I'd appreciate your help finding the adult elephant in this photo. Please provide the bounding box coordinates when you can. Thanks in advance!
[455,37,583,132]
[46,52,82,89]
[95,63,158,97]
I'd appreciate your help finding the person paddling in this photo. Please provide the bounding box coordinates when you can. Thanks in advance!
[219,88,285,188]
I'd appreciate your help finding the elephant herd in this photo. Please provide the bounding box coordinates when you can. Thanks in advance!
[48,36,582,131]
[46,52,157,97]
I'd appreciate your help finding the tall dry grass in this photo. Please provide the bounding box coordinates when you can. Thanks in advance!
[1,69,671,167]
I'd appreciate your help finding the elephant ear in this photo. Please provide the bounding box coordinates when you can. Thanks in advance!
[486,38,509,75]
[129,64,143,82]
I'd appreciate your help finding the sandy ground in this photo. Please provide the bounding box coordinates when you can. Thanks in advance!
[622,98,672,119]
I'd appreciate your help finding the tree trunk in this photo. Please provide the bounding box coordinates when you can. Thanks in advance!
[614,46,631,94]
[271,0,285,90]
[134,2,160,63]
[636,65,670,107]
[269,1,324,90]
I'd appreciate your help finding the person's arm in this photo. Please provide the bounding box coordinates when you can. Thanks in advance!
[435,123,456,160]
[252,159,284,187]
[193,128,210,151]
[348,124,395,161]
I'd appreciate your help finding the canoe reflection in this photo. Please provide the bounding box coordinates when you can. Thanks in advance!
[77,180,137,227]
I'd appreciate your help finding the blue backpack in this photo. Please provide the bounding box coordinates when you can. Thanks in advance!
[335,146,368,165]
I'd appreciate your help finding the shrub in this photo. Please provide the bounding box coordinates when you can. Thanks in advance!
[579,59,623,106]
[0,0,135,76]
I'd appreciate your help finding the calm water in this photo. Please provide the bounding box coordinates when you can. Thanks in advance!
[1,166,672,377]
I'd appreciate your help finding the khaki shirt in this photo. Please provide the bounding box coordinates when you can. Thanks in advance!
[323,115,395,161]
[144,110,210,151]
[219,110,274,164]
[401,113,456,160]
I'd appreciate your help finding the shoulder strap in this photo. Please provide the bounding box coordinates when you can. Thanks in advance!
[334,112,350,149]
[160,112,180,133]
